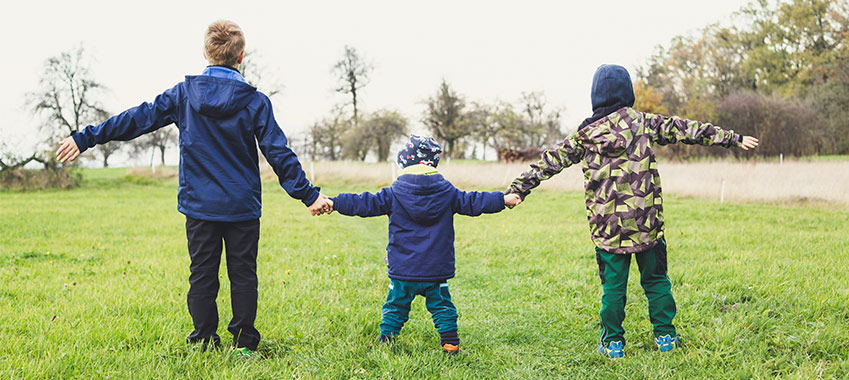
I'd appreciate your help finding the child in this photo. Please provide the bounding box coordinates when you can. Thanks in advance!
[55,20,332,357]
[325,135,521,354]
[505,64,758,359]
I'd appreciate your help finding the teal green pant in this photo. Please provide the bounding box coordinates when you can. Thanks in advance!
[596,240,677,346]
[379,279,458,336]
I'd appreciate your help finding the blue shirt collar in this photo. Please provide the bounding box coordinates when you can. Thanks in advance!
[201,65,248,83]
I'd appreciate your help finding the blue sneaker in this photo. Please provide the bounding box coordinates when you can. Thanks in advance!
[597,340,625,359]
[655,335,679,352]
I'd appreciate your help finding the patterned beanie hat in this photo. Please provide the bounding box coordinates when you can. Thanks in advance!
[397,135,442,168]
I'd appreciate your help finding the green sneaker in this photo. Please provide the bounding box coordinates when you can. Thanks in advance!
[233,347,256,359]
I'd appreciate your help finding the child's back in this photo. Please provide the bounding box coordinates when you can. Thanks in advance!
[55,20,330,355]
[71,67,318,220]
[508,65,743,254]
[507,64,757,359]
[334,165,503,281]
[330,135,510,354]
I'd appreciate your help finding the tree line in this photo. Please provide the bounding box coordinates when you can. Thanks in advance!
[299,47,565,162]
[3,0,845,189]
[635,0,849,158]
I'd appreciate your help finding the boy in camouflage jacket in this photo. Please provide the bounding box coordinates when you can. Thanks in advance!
[506,64,758,359]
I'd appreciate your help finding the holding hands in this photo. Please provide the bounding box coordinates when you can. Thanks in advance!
[504,193,522,209]
[309,194,334,216]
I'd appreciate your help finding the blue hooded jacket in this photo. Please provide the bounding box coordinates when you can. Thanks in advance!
[72,67,319,222]
[331,173,504,282]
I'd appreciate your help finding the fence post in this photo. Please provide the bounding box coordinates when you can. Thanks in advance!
[779,153,783,166]
[502,165,513,186]
[310,161,315,183]
[150,146,156,174]
[720,179,726,203]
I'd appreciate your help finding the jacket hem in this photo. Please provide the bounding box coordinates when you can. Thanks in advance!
[600,239,660,254]
[178,206,261,222]
[388,273,455,282]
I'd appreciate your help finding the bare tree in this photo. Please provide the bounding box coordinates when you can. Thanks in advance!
[342,110,408,162]
[422,80,470,159]
[307,106,350,160]
[240,49,284,97]
[97,142,122,168]
[0,145,44,173]
[519,91,564,147]
[466,102,496,160]
[365,110,409,162]
[29,45,107,141]
[130,126,178,166]
[27,45,124,168]
[333,45,373,127]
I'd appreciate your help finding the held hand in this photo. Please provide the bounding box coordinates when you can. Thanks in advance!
[740,136,759,151]
[504,193,523,209]
[309,194,334,216]
[56,137,81,163]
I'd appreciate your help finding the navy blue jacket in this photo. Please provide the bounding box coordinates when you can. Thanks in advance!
[331,174,504,282]
[72,69,319,222]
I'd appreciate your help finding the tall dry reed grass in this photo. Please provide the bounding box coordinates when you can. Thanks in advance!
[275,160,849,206]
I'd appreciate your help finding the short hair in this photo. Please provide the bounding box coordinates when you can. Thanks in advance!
[204,20,245,67]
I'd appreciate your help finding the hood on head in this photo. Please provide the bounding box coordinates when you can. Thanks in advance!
[392,174,454,226]
[591,64,635,112]
[185,75,257,118]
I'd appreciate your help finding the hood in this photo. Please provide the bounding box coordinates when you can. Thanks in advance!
[578,64,635,130]
[392,174,454,226]
[185,75,257,118]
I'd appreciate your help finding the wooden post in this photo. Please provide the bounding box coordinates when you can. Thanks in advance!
[502,165,513,186]
[150,146,156,174]
[720,179,726,203]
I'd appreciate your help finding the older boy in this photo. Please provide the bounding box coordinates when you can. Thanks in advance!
[326,135,521,354]
[506,64,758,359]
[55,20,331,357]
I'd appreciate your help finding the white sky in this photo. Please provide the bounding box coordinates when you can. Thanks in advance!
[2,0,749,165]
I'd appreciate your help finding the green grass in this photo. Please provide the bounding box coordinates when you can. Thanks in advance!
[1,169,848,379]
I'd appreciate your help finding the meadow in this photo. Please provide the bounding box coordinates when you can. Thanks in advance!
[1,166,848,379]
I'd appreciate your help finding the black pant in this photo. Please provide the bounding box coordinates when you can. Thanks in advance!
[185,216,261,350]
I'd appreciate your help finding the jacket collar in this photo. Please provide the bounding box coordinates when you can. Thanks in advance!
[400,164,439,175]
[202,65,247,83]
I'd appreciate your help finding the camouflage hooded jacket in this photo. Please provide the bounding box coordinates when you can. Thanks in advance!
[506,107,742,254]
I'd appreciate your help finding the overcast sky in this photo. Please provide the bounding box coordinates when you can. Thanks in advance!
[2,0,751,165]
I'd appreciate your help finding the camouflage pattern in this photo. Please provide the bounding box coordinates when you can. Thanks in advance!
[507,107,742,254]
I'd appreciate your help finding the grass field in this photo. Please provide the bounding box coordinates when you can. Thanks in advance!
[1,168,848,379]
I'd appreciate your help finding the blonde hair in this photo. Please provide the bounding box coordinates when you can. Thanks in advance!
[204,20,245,68]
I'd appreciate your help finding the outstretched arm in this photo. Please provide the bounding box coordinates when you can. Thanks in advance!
[643,112,747,148]
[254,97,323,208]
[331,188,392,217]
[505,134,585,200]
[57,84,181,163]
[454,188,506,216]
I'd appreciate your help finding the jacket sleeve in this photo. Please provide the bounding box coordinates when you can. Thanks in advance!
[453,188,505,216]
[71,84,180,153]
[331,188,393,217]
[643,112,742,148]
[505,134,585,199]
[254,96,321,207]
